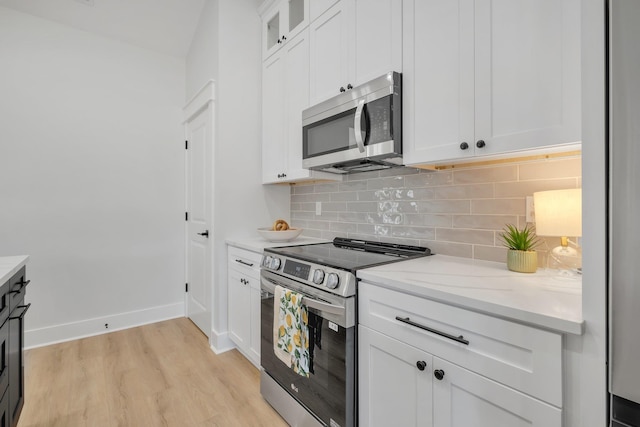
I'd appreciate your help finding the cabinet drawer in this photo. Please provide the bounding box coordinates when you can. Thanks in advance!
[358,282,563,407]
[228,246,262,278]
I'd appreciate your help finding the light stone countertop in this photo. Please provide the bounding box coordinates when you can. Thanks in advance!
[357,254,583,335]
[0,256,30,284]
[225,236,329,254]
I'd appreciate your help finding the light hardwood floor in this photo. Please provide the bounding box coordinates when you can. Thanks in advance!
[17,318,288,427]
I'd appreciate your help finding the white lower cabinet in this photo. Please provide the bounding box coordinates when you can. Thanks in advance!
[358,282,563,427]
[359,325,433,427]
[432,358,561,427]
[227,245,262,367]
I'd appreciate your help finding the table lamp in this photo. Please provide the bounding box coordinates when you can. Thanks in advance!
[533,188,582,271]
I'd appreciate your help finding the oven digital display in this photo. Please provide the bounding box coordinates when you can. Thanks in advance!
[283,260,311,280]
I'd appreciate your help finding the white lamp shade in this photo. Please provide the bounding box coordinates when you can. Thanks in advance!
[533,189,582,237]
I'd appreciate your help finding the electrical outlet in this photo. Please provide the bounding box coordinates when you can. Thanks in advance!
[526,196,535,223]
[316,201,322,215]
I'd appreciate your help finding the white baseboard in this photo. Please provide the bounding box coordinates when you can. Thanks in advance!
[209,328,235,354]
[25,302,185,349]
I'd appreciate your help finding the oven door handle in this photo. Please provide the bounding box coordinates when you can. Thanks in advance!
[260,274,345,316]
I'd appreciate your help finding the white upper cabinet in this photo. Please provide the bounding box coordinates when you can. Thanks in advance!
[309,1,349,105]
[349,0,403,89]
[262,29,339,184]
[309,0,402,105]
[403,0,581,166]
[262,0,310,60]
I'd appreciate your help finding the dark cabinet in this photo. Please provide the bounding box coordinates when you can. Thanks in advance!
[2,267,28,427]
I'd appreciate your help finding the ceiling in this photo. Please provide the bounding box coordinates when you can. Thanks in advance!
[0,0,206,58]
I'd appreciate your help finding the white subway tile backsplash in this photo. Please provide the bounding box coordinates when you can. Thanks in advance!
[436,228,495,245]
[291,157,581,264]
[404,170,454,187]
[453,165,517,184]
[433,183,494,200]
[452,214,518,230]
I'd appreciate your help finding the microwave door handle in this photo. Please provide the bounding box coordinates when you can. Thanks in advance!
[354,100,365,153]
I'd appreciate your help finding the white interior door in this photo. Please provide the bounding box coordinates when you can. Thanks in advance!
[185,105,212,337]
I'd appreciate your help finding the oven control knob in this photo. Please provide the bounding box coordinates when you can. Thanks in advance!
[262,256,272,268]
[326,273,339,289]
[270,257,281,270]
[312,269,325,284]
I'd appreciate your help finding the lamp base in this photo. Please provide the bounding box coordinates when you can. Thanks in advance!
[547,244,581,278]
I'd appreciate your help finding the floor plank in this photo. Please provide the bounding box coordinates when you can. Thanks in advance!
[17,318,288,427]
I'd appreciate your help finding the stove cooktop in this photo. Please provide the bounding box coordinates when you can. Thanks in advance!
[267,238,431,272]
[261,238,431,297]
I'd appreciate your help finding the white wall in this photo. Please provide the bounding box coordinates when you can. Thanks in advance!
[185,0,289,351]
[185,0,219,101]
[0,7,186,347]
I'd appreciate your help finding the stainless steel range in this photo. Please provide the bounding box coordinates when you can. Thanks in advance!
[260,238,430,427]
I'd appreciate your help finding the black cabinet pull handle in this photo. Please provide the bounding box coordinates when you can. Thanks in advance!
[197,230,209,238]
[10,279,30,294]
[416,360,427,371]
[9,303,30,320]
[434,369,445,380]
[235,259,254,267]
[395,316,469,345]
[460,142,469,150]
[476,140,486,148]
[347,83,353,89]
[339,87,346,92]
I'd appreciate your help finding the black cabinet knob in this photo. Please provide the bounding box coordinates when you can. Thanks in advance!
[476,140,486,148]
[347,83,353,90]
[282,35,287,41]
[416,361,427,371]
[460,142,469,150]
[339,87,346,92]
[434,369,445,380]
[277,39,282,44]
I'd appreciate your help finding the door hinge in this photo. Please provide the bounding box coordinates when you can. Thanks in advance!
[185,283,189,292]
[185,212,188,221]
[185,140,188,149]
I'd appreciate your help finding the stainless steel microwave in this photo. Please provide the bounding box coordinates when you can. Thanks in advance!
[302,71,402,174]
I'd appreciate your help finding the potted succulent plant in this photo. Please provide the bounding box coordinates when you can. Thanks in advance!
[499,224,540,273]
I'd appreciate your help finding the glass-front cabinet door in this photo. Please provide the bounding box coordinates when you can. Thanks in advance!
[262,0,310,60]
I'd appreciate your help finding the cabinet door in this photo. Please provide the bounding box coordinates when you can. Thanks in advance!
[263,4,284,60]
[262,51,287,183]
[263,0,310,61]
[282,29,311,181]
[402,0,475,166]
[228,269,251,349]
[432,358,561,427]
[349,0,403,87]
[474,0,581,156]
[309,1,349,105]
[359,325,433,427]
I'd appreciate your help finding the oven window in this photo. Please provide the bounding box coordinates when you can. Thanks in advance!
[303,107,359,159]
[261,289,355,427]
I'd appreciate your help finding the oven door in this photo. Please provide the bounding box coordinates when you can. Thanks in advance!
[260,269,355,427]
